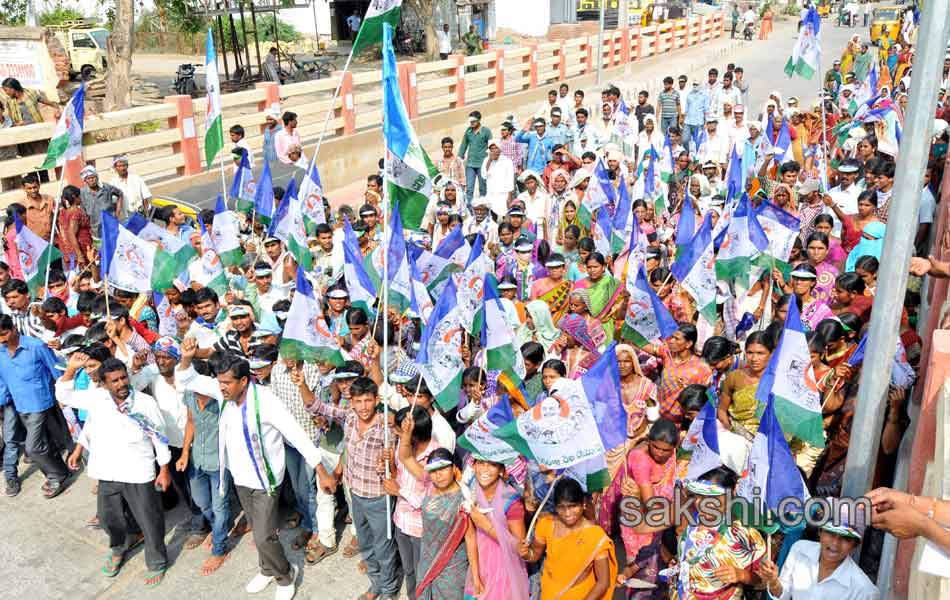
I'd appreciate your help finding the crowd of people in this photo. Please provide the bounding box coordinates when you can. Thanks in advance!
[1,7,950,600]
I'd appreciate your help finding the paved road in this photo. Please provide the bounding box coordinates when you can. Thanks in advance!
[163,19,857,215]
[0,18,861,600]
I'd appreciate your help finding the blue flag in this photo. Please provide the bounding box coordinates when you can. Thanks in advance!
[737,397,809,514]
[253,159,275,225]
[230,150,256,212]
[581,342,626,451]
[341,217,377,313]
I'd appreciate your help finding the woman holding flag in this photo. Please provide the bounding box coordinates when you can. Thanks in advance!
[519,477,618,600]
[716,331,774,440]
[463,456,529,600]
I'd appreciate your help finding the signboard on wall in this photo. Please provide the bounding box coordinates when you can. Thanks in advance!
[0,39,46,89]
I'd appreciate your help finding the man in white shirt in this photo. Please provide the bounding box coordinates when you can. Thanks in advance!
[712,72,743,119]
[727,105,751,154]
[436,23,452,60]
[109,155,152,217]
[697,117,728,169]
[482,139,515,216]
[214,353,328,599]
[60,357,171,586]
[742,7,756,30]
[824,160,862,236]
[757,501,878,600]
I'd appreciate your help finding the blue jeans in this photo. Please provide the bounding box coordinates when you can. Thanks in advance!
[1,404,68,484]
[351,493,402,596]
[188,466,232,556]
[660,116,677,137]
[283,444,316,533]
[465,165,486,204]
[2,403,24,482]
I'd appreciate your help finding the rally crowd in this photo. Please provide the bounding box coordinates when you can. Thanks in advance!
[2,7,950,600]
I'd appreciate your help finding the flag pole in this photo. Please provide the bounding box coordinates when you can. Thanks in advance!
[381,26,392,543]
[218,152,230,209]
[42,173,68,296]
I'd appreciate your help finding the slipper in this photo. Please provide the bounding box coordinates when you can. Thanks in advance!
[357,590,378,600]
[342,537,360,558]
[291,530,313,551]
[143,569,166,588]
[200,553,230,576]
[305,541,337,565]
[101,552,124,577]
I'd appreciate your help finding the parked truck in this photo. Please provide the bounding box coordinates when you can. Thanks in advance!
[48,20,109,80]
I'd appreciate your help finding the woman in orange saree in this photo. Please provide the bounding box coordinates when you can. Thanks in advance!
[519,478,618,600]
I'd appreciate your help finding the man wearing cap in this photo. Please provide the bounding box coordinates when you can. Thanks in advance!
[246,261,289,317]
[683,79,710,152]
[80,166,123,232]
[516,171,549,235]
[517,116,558,178]
[727,105,750,154]
[824,159,862,236]
[262,236,294,291]
[110,155,151,218]
[507,208,535,244]
[213,303,274,359]
[757,500,877,599]
[458,111,492,205]
[697,116,728,169]
[463,197,498,247]
[262,109,283,163]
[482,138,515,217]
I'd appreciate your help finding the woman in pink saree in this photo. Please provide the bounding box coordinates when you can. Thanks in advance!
[463,457,529,600]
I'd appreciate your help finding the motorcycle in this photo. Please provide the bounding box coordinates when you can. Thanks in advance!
[172,63,200,97]
[743,22,755,40]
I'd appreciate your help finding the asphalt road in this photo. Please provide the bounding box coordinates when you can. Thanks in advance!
[162,18,857,216]
[0,18,862,600]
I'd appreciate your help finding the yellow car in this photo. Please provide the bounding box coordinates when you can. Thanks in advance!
[148,196,201,226]
[869,6,902,46]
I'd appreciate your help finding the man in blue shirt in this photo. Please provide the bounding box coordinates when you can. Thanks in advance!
[516,117,557,175]
[683,81,710,156]
[0,314,70,498]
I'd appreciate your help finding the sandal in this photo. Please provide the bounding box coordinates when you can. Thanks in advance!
[143,569,166,588]
[342,537,360,558]
[199,553,230,576]
[101,552,124,577]
[357,590,378,600]
[305,540,337,565]
[291,530,313,551]
[127,533,145,551]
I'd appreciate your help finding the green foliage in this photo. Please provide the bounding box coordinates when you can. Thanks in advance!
[39,5,87,26]
[0,0,26,26]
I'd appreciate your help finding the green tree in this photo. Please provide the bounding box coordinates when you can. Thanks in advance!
[0,0,26,26]
[39,5,86,26]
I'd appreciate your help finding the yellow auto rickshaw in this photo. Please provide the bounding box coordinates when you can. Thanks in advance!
[869,6,902,46]
[148,196,201,225]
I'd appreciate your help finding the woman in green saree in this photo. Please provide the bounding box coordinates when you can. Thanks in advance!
[575,251,623,343]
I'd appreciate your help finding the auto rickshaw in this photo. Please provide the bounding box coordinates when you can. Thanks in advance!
[869,6,902,46]
[148,196,201,226]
